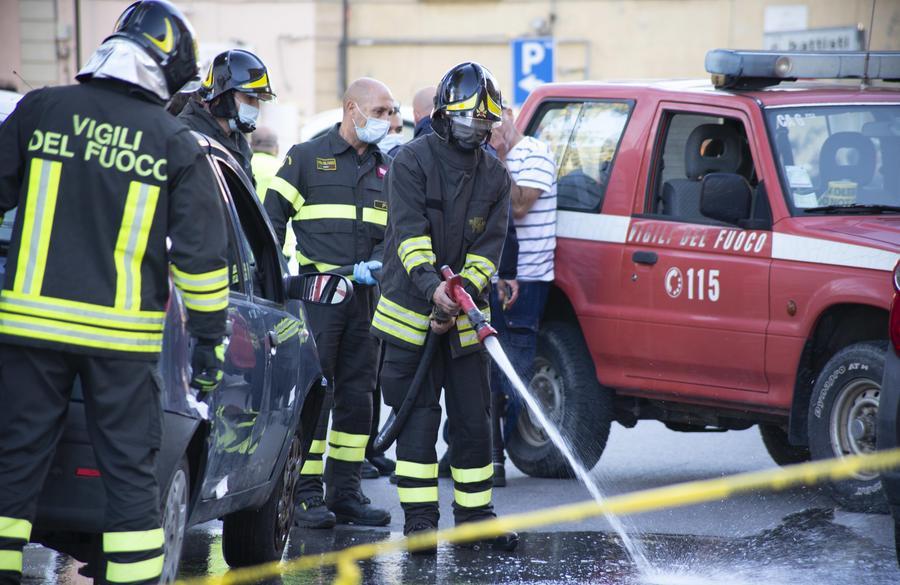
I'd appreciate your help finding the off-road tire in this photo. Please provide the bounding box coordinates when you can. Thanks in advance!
[807,340,888,514]
[506,321,613,478]
[759,424,810,466]
[222,432,302,566]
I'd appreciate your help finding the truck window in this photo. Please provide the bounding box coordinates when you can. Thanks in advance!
[530,101,632,213]
[650,113,757,224]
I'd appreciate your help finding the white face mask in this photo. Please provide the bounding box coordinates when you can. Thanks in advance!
[378,133,406,154]
[352,103,391,144]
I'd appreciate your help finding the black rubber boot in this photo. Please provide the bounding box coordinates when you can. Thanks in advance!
[404,517,439,556]
[325,458,391,526]
[492,391,507,487]
[293,495,337,529]
[328,491,391,526]
[368,454,396,476]
[361,459,380,479]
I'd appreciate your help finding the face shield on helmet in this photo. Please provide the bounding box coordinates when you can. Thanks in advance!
[448,113,500,151]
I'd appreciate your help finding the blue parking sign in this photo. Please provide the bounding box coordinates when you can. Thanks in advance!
[511,37,555,106]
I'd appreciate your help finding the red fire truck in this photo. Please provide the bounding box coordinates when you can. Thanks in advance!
[508,50,900,513]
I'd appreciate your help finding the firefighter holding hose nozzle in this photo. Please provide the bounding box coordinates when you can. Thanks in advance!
[371,62,518,553]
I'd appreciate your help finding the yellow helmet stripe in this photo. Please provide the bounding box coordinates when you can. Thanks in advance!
[142,17,174,54]
[241,72,270,90]
[486,93,502,117]
[202,64,213,88]
[444,92,479,112]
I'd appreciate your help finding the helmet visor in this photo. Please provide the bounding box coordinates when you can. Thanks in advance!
[449,112,501,130]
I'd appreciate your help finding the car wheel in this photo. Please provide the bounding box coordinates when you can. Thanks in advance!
[222,431,302,567]
[505,321,613,478]
[160,456,190,583]
[808,340,888,513]
[759,424,810,466]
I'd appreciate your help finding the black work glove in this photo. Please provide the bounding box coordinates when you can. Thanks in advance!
[191,338,225,394]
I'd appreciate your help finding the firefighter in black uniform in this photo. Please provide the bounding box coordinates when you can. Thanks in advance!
[265,77,394,528]
[0,2,228,584]
[374,62,518,552]
[179,49,275,184]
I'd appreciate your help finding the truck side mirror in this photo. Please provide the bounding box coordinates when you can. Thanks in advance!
[700,172,752,226]
[284,273,353,305]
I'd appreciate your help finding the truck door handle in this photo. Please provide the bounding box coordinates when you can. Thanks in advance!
[632,251,658,265]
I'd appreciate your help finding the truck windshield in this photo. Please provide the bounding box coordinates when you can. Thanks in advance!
[766,104,900,215]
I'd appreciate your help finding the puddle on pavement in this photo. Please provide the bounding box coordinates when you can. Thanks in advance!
[23,508,899,584]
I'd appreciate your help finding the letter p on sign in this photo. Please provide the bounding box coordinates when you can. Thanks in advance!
[511,37,555,106]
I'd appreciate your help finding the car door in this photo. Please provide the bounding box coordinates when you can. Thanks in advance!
[622,103,773,397]
[199,161,272,499]
[216,161,307,485]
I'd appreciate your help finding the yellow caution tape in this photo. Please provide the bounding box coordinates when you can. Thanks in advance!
[174,447,900,585]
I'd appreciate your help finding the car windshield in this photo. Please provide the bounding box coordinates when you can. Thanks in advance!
[766,104,900,215]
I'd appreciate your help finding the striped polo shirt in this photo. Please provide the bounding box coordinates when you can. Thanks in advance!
[506,136,557,281]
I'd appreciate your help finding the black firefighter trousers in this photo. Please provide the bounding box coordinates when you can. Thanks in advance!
[296,285,377,504]
[381,336,495,528]
[0,344,163,585]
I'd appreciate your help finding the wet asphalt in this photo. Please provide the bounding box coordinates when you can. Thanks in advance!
[21,421,900,584]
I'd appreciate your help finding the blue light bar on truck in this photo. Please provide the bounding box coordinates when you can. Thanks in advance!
[705,49,900,89]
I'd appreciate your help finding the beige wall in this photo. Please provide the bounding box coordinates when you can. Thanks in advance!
[2,0,898,132]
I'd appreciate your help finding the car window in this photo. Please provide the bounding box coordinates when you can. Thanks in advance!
[217,161,283,303]
[530,100,632,213]
[649,112,760,225]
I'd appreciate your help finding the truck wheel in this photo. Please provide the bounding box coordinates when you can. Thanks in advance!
[759,424,810,466]
[160,457,190,583]
[505,321,613,478]
[807,340,887,513]
[222,432,302,567]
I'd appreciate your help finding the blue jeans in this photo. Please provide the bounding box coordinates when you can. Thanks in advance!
[489,281,551,439]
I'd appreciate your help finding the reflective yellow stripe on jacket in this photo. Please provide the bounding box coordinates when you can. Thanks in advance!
[114,181,161,311]
[372,295,429,347]
[14,158,62,295]
[460,253,495,293]
[170,266,229,312]
[397,235,435,274]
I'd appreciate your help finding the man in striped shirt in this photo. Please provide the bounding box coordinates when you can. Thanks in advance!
[488,108,557,486]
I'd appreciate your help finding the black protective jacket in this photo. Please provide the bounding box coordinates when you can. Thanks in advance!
[0,79,228,359]
[372,133,510,356]
[179,100,254,185]
[263,124,389,274]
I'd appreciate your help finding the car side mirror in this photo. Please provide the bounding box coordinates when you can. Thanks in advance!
[285,273,353,305]
[700,172,752,225]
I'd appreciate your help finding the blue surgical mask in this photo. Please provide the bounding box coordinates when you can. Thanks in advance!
[378,133,406,154]
[230,102,260,133]
[353,104,391,144]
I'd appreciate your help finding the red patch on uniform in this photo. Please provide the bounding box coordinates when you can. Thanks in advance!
[376,165,388,179]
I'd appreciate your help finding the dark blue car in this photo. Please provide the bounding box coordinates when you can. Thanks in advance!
[0,134,343,581]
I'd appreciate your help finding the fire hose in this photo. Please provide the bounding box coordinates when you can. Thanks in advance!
[372,265,496,452]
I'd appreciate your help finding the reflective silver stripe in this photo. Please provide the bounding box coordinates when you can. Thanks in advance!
[0,295,164,328]
[123,184,151,311]
[0,315,161,348]
[22,161,54,295]
[181,291,228,308]
[171,269,230,290]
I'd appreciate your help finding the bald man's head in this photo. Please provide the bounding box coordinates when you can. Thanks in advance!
[251,126,278,155]
[412,86,436,124]
[343,78,393,116]
[340,77,395,149]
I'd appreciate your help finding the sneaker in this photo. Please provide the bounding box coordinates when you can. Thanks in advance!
[404,519,438,556]
[293,496,336,529]
[328,492,391,526]
[492,462,506,487]
[361,459,380,479]
[368,454,396,476]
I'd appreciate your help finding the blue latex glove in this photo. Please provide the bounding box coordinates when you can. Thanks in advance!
[353,260,382,285]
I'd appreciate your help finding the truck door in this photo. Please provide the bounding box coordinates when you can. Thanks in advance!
[623,104,773,396]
